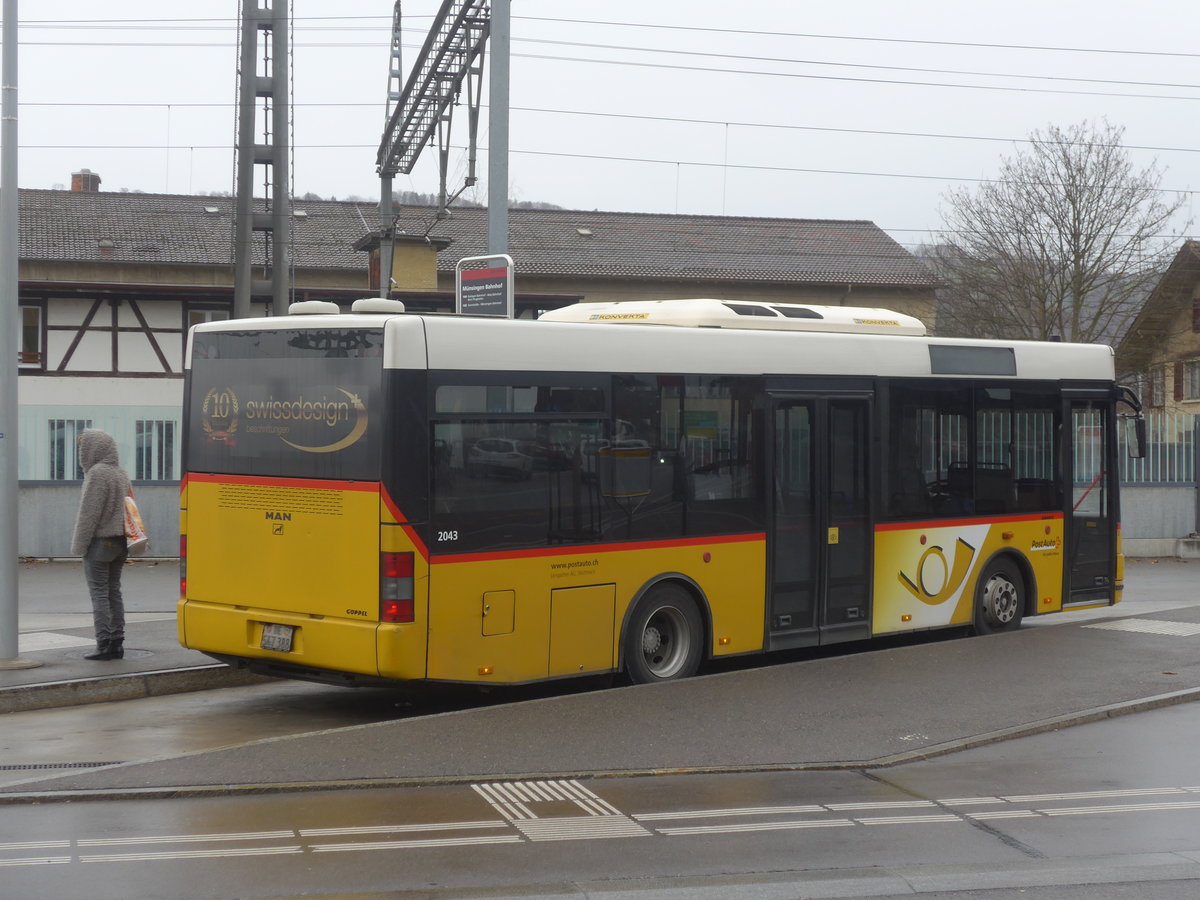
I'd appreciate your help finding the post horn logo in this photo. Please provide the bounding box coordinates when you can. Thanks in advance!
[201,387,239,446]
[898,537,977,606]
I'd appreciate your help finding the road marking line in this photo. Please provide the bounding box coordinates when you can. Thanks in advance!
[78,830,295,846]
[17,632,97,652]
[310,835,522,853]
[1005,788,1187,803]
[82,846,303,863]
[635,805,825,821]
[0,856,72,867]
[1041,801,1200,816]
[300,821,506,837]
[512,815,650,842]
[658,819,856,836]
[1084,619,1200,636]
[856,814,962,825]
[559,780,624,816]
[472,779,621,819]
[0,840,71,851]
[826,800,936,811]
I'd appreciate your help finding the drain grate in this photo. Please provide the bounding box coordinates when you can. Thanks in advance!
[1083,619,1200,637]
[0,762,123,771]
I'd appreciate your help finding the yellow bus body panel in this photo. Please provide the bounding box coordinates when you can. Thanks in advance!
[182,600,388,676]
[425,535,766,684]
[179,476,429,680]
[185,476,378,614]
[872,516,1066,634]
[1115,525,1125,604]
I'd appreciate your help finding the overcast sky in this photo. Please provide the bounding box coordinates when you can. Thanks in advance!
[8,0,1199,248]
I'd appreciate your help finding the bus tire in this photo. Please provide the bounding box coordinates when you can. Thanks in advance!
[973,557,1025,635]
[623,584,704,684]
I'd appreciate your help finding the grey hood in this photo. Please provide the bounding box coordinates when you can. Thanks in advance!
[78,429,120,473]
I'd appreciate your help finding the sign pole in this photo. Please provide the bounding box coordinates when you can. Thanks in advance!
[1,0,40,669]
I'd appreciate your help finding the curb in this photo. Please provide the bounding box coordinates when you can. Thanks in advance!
[3,684,1198,805]
[0,665,272,714]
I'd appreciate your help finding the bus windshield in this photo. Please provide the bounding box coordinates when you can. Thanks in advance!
[186,328,383,480]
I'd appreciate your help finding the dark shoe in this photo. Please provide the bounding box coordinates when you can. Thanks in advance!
[109,639,124,660]
[84,643,119,662]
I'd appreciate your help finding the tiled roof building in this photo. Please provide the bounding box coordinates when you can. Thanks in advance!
[17,186,936,319]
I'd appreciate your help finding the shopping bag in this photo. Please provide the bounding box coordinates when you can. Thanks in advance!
[124,492,150,557]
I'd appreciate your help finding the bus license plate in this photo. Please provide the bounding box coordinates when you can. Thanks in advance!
[260,623,294,653]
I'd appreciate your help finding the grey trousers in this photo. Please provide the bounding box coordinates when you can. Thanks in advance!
[84,536,128,644]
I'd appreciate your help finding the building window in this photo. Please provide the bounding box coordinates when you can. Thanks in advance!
[135,419,177,481]
[1150,367,1166,408]
[186,307,230,329]
[18,305,43,368]
[1185,360,1200,401]
[49,419,92,480]
[185,306,231,354]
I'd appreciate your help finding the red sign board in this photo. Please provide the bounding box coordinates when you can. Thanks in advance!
[456,256,514,317]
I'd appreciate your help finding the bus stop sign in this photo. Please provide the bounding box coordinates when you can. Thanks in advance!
[456,254,514,318]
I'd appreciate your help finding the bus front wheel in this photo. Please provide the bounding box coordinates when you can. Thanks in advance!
[973,558,1025,635]
[623,585,704,684]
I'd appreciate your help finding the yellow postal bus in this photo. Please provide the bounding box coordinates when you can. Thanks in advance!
[178,298,1143,687]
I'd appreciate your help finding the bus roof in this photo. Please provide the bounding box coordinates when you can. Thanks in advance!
[538,298,928,335]
[190,309,1116,383]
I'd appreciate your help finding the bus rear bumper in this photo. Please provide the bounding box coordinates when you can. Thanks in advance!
[204,652,418,688]
[179,600,427,682]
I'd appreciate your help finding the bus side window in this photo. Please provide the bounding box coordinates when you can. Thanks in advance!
[887,383,970,520]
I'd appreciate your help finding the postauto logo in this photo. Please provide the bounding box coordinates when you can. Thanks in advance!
[203,386,369,454]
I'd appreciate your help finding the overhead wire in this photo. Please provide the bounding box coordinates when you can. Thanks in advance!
[17,36,1200,101]
[14,12,1198,239]
[19,101,1200,158]
[16,13,1200,60]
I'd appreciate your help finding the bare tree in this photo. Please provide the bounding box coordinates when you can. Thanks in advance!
[930,120,1186,346]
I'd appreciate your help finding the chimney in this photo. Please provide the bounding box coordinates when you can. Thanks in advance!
[71,169,101,192]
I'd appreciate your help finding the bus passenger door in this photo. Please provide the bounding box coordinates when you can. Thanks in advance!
[1067,397,1115,605]
[768,395,872,649]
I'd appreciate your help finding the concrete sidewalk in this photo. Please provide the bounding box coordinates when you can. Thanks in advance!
[0,560,264,713]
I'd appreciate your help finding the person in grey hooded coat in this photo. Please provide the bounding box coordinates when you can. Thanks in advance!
[70,429,132,661]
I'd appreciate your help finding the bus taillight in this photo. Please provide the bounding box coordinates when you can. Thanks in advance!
[179,534,187,599]
[381,552,415,623]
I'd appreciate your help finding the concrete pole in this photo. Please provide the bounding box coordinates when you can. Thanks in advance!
[379,172,394,298]
[486,0,509,256]
[1,0,41,668]
[270,0,290,316]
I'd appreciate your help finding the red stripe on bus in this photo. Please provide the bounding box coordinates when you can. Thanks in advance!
[875,512,1063,532]
[431,532,766,566]
[185,472,380,492]
[379,485,429,559]
[380,485,408,523]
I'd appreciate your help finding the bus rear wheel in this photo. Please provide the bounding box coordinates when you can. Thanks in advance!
[973,558,1025,635]
[624,585,704,684]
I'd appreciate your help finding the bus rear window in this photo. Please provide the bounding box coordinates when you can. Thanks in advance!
[192,328,384,360]
[187,328,383,480]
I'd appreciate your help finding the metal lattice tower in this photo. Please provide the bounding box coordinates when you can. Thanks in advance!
[233,0,291,318]
[377,0,489,178]
[385,2,406,123]
[376,1,491,298]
